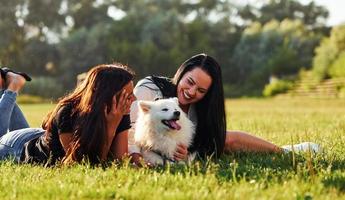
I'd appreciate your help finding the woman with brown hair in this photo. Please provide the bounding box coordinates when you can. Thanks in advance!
[0,64,136,165]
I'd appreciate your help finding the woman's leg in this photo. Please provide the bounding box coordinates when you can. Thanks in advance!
[0,90,18,136]
[6,72,29,130]
[0,72,27,136]
[0,128,44,162]
[225,130,283,153]
[9,104,29,131]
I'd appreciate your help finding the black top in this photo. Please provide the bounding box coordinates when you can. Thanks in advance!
[148,76,177,98]
[20,103,131,165]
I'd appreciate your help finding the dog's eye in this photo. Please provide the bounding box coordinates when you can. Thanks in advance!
[161,108,168,111]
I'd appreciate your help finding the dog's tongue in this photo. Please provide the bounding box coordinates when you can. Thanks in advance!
[168,120,181,130]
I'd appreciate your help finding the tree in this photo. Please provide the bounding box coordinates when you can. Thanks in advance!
[20,39,60,76]
[0,0,26,67]
[66,0,111,29]
[106,0,239,81]
[25,0,66,39]
[237,0,329,31]
[312,25,345,79]
[0,0,333,97]
[231,19,321,95]
[58,22,112,88]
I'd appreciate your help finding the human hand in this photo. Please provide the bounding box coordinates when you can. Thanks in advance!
[174,144,188,161]
[105,89,131,123]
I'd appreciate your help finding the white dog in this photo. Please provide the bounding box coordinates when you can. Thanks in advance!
[134,98,195,165]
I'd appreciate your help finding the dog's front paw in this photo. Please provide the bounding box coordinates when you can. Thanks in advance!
[142,151,164,166]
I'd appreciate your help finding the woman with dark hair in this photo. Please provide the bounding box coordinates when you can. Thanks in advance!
[129,53,320,162]
[0,64,136,165]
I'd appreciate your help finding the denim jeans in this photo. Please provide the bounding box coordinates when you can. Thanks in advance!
[0,128,45,162]
[0,89,37,162]
[0,89,29,135]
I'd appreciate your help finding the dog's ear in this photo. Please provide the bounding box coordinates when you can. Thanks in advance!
[138,100,152,112]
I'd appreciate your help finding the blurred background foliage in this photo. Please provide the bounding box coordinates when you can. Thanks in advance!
[0,0,344,99]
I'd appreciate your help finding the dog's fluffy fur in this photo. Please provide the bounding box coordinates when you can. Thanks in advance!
[134,98,195,165]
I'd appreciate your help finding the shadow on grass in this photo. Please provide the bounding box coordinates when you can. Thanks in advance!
[216,152,299,182]
[322,172,345,193]
[143,152,301,182]
[144,151,345,191]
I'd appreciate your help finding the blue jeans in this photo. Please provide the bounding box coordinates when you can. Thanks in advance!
[0,128,45,162]
[0,89,29,135]
[0,89,42,162]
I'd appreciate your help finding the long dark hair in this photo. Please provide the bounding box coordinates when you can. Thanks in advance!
[42,64,134,164]
[173,53,226,158]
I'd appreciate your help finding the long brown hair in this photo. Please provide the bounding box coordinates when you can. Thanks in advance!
[173,53,226,158]
[42,64,134,164]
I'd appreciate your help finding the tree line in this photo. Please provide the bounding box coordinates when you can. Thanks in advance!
[0,0,342,98]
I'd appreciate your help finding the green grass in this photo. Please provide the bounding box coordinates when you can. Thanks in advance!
[1,98,344,199]
[20,103,55,127]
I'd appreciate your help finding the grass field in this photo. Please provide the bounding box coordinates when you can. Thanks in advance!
[1,98,344,199]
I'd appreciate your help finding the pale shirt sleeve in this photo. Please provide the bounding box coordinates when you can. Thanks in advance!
[128,79,163,154]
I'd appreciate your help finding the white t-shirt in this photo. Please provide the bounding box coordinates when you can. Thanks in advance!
[128,77,197,154]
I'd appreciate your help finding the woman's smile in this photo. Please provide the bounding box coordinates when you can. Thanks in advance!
[177,67,212,106]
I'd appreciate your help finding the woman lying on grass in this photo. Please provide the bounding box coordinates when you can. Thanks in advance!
[129,53,321,164]
[0,64,136,165]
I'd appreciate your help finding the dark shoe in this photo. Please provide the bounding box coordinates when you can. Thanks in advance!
[0,68,5,80]
[0,67,32,81]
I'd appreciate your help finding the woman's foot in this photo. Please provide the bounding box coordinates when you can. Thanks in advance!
[6,71,26,93]
[281,142,321,154]
[1,67,32,81]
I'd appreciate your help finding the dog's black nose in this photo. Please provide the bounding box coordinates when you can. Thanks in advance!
[174,111,180,117]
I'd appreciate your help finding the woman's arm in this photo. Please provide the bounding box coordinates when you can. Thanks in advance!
[59,132,74,153]
[59,126,127,162]
[101,90,132,160]
[109,130,128,160]
[101,118,122,160]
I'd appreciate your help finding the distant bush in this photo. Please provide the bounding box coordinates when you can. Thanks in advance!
[329,52,345,78]
[21,76,65,99]
[312,25,345,80]
[263,80,293,97]
[312,38,337,80]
